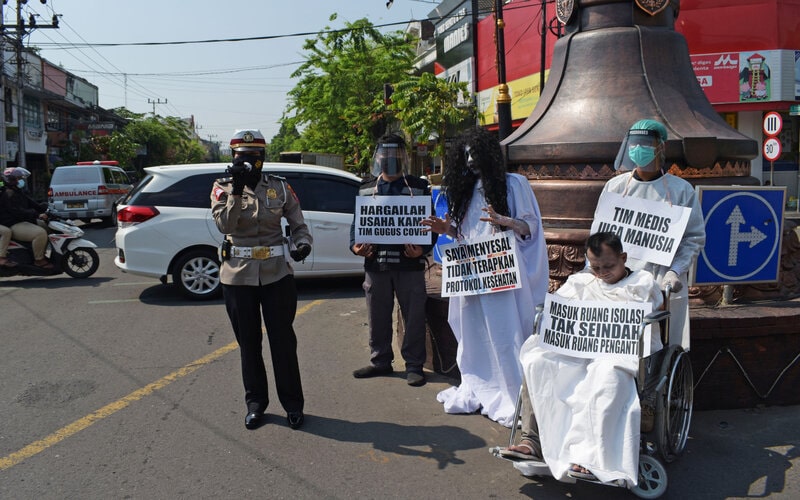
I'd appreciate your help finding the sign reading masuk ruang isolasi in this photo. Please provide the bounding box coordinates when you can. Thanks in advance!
[440,230,521,297]
[591,192,692,267]
[354,196,431,245]
[537,294,654,361]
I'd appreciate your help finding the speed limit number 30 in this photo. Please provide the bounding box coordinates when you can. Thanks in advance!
[763,137,782,161]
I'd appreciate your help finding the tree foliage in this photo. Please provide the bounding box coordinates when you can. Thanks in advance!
[282,15,416,171]
[389,72,475,164]
[88,108,206,169]
[267,120,302,162]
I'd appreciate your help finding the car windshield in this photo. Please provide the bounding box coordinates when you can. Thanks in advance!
[120,175,154,205]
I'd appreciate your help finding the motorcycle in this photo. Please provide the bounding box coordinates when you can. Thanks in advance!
[0,213,100,279]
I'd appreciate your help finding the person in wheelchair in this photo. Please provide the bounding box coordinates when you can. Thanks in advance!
[499,231,664,486]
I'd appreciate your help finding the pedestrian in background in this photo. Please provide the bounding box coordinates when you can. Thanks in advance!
[422,127,549,427]
[351,133,436,387]
[211,129,312,430]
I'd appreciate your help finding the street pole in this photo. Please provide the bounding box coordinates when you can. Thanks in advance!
[148,98,167,116]
[15,3,26,168]
[494,0,512,141]
[0,1,7,170]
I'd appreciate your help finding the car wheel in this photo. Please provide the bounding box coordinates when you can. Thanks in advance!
[172,249,221,300]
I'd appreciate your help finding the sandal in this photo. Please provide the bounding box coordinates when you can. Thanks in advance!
[0,258,17,268]
[499,441,544,462]
[35,260,56,270]
[567,464,598,481]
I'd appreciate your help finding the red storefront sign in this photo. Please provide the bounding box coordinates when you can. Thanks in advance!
[690,52,739,104]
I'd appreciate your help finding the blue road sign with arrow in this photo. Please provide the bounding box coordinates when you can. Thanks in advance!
[694,186,786,285]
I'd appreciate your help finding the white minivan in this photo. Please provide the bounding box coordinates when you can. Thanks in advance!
[48,161,134,225]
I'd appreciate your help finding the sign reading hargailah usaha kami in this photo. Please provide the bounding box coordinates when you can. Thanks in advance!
[591,192,692,267]
[538,294,654,361]
[354,196,431,245]
[440,230,521,297]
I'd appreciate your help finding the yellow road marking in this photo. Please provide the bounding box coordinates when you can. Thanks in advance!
[0,299,324,472]
[89,299,141,304]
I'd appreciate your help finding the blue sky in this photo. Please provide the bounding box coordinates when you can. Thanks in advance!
[18,0,433,145]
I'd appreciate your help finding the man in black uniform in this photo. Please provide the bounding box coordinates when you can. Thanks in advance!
[211,129,312,430]
[350,133,435,386]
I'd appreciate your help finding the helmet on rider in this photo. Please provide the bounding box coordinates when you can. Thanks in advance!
[371,133,409,177]
[613,119,668,173]
[3,167,31,189]
[230,129,267,170]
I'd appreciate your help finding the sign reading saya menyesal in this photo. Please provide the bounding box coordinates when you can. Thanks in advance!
[538,294,654,361]
[439,230,521,298]
[591,192,692,267]
[354,195,431,245]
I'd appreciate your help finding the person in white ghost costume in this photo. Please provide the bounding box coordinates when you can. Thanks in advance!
[508,232,664,486]
[597,119,705,348]
[422,127,549,428]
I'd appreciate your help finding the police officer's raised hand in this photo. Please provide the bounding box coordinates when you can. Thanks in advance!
[291,243,311,262]
[231,171,246,196]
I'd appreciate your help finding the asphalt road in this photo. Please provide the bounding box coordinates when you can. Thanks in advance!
[1,223,798,499]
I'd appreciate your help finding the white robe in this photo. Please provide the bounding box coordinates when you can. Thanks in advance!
[598,172,706,348]
[519,270,663,486]
[438,173,549,427]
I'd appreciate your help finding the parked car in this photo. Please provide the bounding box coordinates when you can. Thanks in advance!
[48,161,133,226]
[114,163,364,300]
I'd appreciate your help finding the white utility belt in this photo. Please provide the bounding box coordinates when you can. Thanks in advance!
[230,245,284,260]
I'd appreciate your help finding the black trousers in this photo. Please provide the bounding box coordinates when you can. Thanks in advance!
[223,275,304,414]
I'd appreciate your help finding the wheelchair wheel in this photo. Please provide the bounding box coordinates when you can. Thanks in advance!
[631,454,668,499]
[655,348,694,462]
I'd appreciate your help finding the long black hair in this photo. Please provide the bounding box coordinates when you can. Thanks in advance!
[442,127,509,232]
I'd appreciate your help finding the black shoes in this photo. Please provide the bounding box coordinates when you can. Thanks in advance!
[406,371,426,387]
[287,411,304,429]
[352,365,393,378]
[244,411,264,430]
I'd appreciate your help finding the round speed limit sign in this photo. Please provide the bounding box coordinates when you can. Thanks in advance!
[763,137,782,161]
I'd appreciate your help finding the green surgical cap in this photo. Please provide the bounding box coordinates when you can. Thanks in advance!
[629,119,667,142]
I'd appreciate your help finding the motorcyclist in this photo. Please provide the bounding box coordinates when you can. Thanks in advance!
[0,167,54,269]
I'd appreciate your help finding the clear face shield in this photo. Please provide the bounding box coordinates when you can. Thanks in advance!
[371,143,408,177]
[613,129,664,173]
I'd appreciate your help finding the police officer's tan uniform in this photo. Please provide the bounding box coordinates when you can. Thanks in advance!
[212,173,311,284]
[211,171,311,427]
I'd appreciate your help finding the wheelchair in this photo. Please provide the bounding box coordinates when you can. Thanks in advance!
[491,290,693,499]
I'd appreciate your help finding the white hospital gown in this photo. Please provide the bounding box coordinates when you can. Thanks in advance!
[598,172,705,347]
[437,173,549,427]
[519,270,663,486]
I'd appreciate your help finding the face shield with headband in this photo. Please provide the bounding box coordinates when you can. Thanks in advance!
[613,128,664,173]
[372,142,409,177]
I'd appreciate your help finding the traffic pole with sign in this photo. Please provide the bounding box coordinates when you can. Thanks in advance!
[762,111,783,187]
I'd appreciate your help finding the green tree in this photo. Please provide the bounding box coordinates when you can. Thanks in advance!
[267,121,302,162]
[389,72,475,166]
[91,108,206,168]
[283,15,416,172]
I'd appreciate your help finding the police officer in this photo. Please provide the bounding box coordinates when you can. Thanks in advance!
[350,133,435,386]
[211,129,312,430]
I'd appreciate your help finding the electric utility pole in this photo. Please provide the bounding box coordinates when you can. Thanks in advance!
[2,0,60,169]
[148,98,168,116]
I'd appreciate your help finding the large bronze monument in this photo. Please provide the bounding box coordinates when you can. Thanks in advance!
[497,0,800,409]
